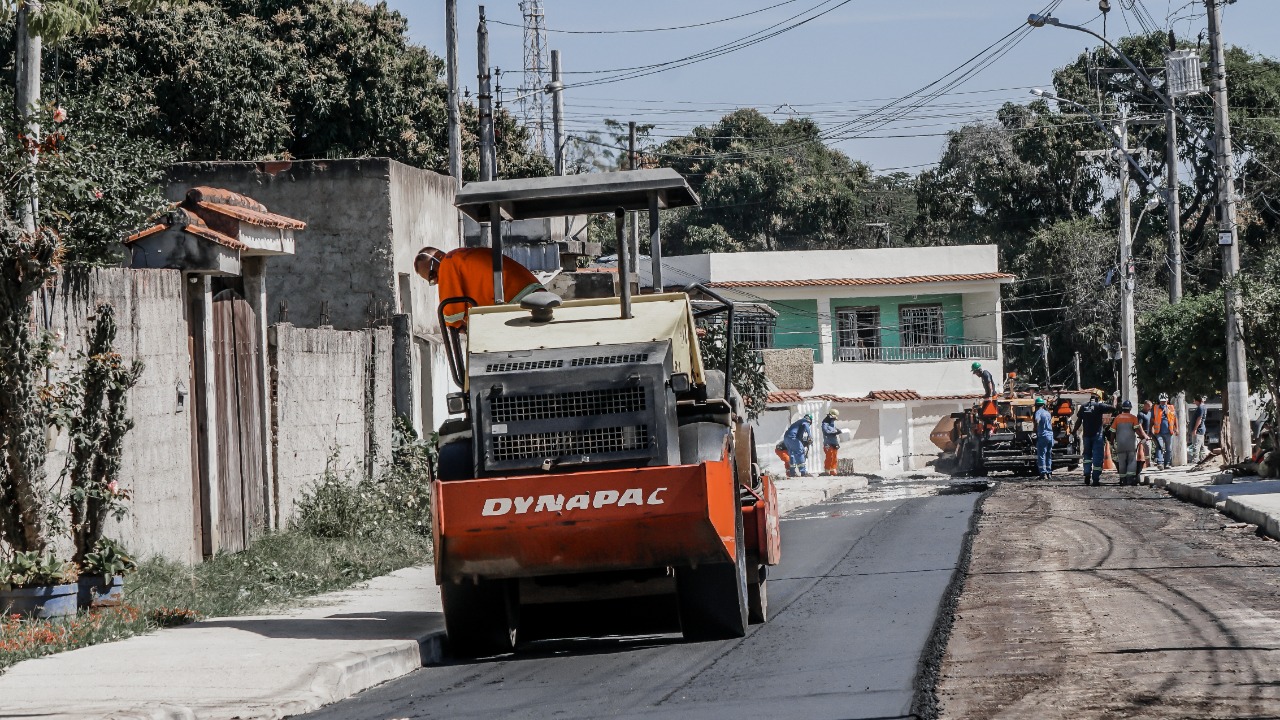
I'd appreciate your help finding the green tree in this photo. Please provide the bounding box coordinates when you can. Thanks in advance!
[1136,292,1226,399]
[653,109,909,253]
[35,0,550,176]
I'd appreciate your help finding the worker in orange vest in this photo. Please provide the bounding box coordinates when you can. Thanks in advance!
[414,246,545,328]
[1109,400,1149,485]
[1152,393,1180,470]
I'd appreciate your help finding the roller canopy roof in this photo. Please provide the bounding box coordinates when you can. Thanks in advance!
[455,169,700,222]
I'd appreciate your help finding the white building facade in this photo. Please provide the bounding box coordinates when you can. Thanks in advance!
[659,246,1013,475]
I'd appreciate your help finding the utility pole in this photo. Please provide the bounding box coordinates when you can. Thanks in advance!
[549,50,565,176]
[446,0,462,183]
[1074,351,1083,391]
[1165,115,1182,303]
[15,7,41,233]
[1040,334,1052,390]
[477,6,494,183]
[628,121,640,277]
[1206,0,1253,463]
[1117,109,1139,407]
[1166,37,1202,467]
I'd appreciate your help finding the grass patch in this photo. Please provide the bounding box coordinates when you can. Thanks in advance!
[1,424,436,673]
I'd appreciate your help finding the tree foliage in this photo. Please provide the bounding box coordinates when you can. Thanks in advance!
[914,31,1280,387]
[45,0,549,179]
[1136,292,1226,399]
[653,109,914,254]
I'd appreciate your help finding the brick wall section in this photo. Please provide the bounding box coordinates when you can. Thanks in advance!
[46,268,198,563]
[270,323,392,527]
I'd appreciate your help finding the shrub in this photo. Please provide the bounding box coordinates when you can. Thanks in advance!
[292,421,435,540]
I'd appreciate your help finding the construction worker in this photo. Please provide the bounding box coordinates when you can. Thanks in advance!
[1153,393,1179,470]
[1189,395,1209,464]
[1033,397,1055,481]
[414,246,545,327]
[972,362,997,399]
[1072,390,1116,486]
[1110,400,1148,485]
[774,439,793,478]
[783,413,814,478]
[821,409,841,476]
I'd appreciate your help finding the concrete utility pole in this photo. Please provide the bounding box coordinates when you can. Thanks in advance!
[1074,351,1083,391]
[1117,110,1139,407]
[446,0,462,183]
[1167,94,1190,466]
[1206,0,1253,463]
[1040,334,1052,390]
[549,50,565,176]
[15,6,41,233]
[628,121,640,273]
[477,6,494,182]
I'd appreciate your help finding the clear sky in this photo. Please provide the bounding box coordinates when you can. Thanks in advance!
[385,0,1279,174]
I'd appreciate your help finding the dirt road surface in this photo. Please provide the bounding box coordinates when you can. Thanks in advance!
[938,480,1280,719]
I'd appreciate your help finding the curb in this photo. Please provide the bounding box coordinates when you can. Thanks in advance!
[128,630,446,720]
[1149,470,1280,542]
[776,476,869,516]
[270,631,446,720]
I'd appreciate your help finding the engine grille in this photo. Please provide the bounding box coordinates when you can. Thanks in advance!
[485,359,563,372]
[571,353,649,367]
[492,425,651,462]
[489,387,647,424]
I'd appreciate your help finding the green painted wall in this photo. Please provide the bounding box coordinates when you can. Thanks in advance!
[830,293,964,347]
[768,299,820,357]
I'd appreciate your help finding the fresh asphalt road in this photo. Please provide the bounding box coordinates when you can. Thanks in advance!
[303,478,980,720]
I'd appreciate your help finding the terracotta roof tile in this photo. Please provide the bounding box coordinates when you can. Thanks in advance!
[868,390,922,402]
[766,391,803,405]
[707,272,1014,288]
[817,390,967,403]
[194,200,306,231]
[182,219,246,250]
[186,186,270,213]
[123,207,245,250]
[123,223,167,244]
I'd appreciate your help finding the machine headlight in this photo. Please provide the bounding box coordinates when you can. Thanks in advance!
[446,392,468,415]
[669,372,691,394]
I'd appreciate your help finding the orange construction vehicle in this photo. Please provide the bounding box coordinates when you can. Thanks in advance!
[432,170,781,656]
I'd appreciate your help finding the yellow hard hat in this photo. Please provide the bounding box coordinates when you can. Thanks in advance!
[828,409,840,418]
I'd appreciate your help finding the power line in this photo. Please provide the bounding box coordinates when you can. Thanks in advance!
[488,0,804,35]
[562,0,862,87]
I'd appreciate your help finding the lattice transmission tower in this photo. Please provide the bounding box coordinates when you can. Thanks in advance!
[520,0,550,158]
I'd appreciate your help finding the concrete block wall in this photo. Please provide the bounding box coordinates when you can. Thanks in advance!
[169,158,460,442]
[169,160,398,332]
[270,323,392,527]
[46,268,198,563]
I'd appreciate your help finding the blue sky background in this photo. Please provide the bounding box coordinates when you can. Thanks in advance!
[385,1,1279,174]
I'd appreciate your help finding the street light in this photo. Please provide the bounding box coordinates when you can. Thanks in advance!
[1026,13,1212,152]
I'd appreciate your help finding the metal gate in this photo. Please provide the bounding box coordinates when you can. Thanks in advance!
[212,289,267,553]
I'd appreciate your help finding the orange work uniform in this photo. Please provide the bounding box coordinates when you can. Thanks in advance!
[823,446,839,475]
[437,248,544,327]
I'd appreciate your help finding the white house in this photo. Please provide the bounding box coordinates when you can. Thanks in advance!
[656,246,1014,474]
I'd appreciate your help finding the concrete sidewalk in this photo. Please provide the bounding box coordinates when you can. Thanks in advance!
[0,477,874,720]
[1144,465,1280,540]
[0,566,444,720]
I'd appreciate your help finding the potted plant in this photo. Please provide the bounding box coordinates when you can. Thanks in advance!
[77,538,136,609]
[0,551,79,619]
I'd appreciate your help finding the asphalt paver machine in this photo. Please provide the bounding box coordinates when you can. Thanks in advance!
[935,378,1080,476]
[433,170,781,657]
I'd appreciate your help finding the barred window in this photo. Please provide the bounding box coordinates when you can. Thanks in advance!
[836,307,879,361]
[732,310,776,351]
[899,304,945,347]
